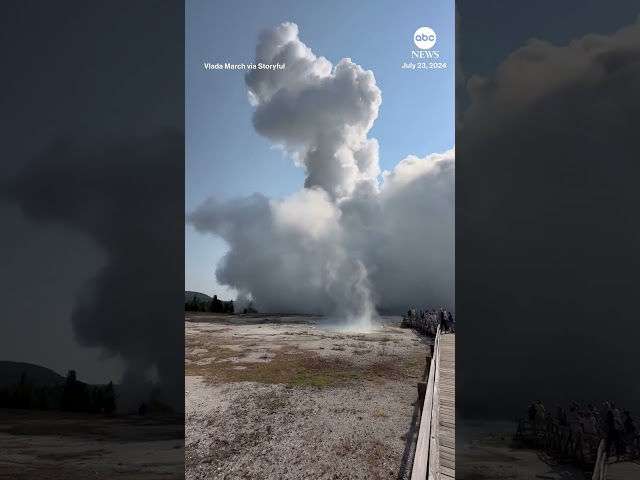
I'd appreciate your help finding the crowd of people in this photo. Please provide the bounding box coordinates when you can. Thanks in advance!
[526,399,638,461]
[405,307,455,333]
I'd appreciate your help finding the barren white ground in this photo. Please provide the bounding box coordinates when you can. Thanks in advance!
[185,313,432,480]
[0,411,184,480]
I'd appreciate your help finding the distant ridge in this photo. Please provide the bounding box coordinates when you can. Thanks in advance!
[0,361,66,388]
[185,291,212,302]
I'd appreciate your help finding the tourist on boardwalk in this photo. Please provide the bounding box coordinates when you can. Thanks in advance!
[568,406,582,449]
[623,411,638,457]
[535,401,546,424]
[579,410,599,458]
[600,402,611,423]
[605,410,622,461]
[587,404,599,425]
[447,312,454,333]
[581,410,598,436]
[557,406,567,426]
[439,309,446,332]
[612,404,623,427]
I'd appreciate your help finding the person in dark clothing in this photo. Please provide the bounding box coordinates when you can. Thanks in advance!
[447,312,454,332]
[624,411,637,457]
[439,309,446,332]
[606,410,622,461]
[528,403,537,421]
[557,406,567,426]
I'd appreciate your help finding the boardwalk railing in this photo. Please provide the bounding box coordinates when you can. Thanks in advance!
[592,439,607,480]
[411,324,442,480]
[515,418,604,470]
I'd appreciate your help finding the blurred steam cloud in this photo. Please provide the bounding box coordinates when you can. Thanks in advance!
[2,130,185,411]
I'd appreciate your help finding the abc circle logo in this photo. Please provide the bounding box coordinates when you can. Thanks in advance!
[414,27,436,50]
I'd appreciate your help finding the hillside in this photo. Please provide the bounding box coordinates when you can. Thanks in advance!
[185,291,212,303]
[0,361,66,389]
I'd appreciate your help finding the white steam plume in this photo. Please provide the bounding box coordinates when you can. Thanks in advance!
[188,23,454,328]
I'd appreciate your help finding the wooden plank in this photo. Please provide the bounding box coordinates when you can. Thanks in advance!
[440,452,455,465]
[440,446,455,458]
[440,465,455,478]
[437,333,455,480]
[440,457,455,469]
[439,444,455,456]
[439,431,455,441]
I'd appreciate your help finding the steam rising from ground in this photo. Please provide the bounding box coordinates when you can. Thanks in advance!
[189,23,454,328]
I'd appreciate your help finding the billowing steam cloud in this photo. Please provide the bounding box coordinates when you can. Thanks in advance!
[2,131,184,411]
[456,17,640,418]
[189,22,454,326]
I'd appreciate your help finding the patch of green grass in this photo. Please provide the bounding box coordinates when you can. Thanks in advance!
[185,338,421,388]
[353,349,371,355]
[187,344,401,387]
[291,373,334,387]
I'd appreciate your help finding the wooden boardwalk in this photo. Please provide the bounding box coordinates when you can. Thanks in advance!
[437,333,456,479]
[409,322,456,480]
[606,460,640,479]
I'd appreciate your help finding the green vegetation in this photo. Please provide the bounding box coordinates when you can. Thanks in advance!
[184,291,259,314]
[0,369,117,414]
[185,341,403,388]
[185,294,235,313]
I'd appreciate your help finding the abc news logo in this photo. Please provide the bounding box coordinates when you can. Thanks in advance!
[412,27,439,59]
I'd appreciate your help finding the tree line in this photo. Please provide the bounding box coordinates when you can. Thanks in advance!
[185,294,259,314]
[0,369,117,414]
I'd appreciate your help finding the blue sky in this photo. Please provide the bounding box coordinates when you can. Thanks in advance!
[185,0,455,298]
